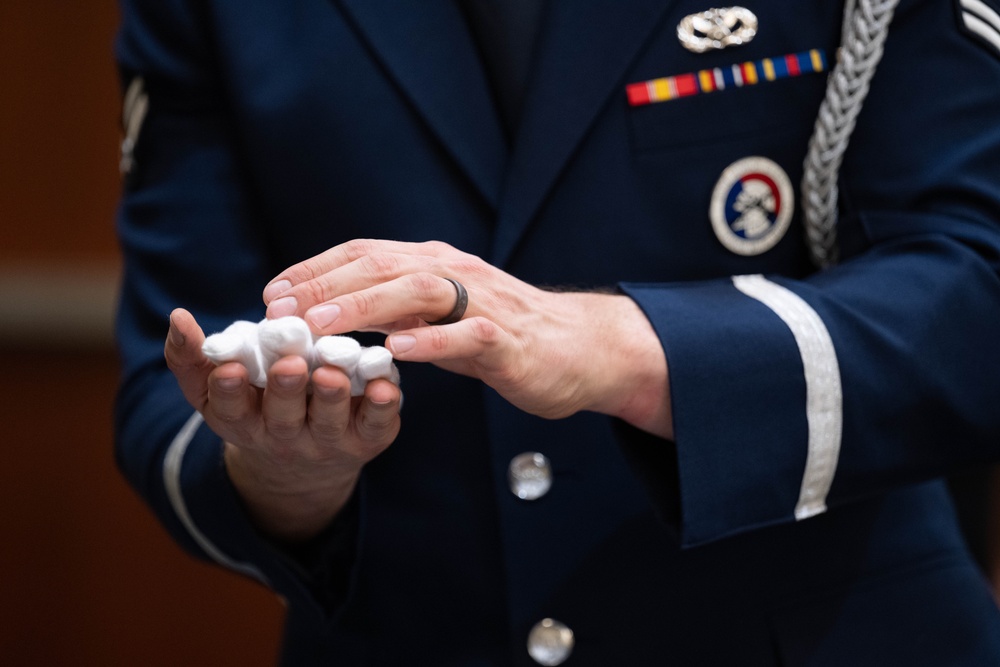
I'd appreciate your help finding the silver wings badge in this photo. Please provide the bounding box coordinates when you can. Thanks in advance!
[678,7,758,53]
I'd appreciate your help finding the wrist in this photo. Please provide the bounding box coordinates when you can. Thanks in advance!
[224,442,361,543]
[571,293,674,439]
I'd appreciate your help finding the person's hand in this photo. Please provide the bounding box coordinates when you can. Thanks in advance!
[164,308,402,543]
[262,239,672,439]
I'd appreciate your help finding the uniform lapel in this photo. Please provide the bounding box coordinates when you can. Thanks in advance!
[336,0,507,210]
[491,0,676,267]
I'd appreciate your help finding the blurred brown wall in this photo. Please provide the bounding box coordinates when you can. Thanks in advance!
[0,3,283,665]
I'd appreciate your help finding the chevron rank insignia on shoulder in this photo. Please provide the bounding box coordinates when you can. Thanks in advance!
[120,76,148,181]
[956,0,1000,57]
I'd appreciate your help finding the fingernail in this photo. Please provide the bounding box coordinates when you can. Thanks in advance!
[217,377,243,391]
[268,296,298,318]
[274,374,301,389]
[263,279,292,303]
[169,321,185,347]
[389,334,416,354]
[368,386,396,406]
[307,304,341,329]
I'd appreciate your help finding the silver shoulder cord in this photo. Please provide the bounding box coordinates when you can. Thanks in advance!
[802,0,900,268]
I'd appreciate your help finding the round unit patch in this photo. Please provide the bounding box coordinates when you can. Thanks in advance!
[710,156,793,256]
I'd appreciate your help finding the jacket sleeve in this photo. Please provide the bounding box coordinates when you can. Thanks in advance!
[620,0,1000,547]
[113,0,351,614]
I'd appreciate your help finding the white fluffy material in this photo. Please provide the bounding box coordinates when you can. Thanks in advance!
[202,317,399,396]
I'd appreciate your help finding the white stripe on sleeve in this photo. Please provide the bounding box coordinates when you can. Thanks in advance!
[732,274,843,520]
[163,411,268,583]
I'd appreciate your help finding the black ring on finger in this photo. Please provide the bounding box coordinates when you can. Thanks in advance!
[427,277,469,325]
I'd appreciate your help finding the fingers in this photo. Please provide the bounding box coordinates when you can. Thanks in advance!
[304,272,469,335]
[387,316,511,370]
[261,355,311,441]
[263,239,449,304]
[164,308,206,370]
[354,379,402,449]
[308,365,354,444]
[260,366,399,467]
[264,239,383,301]
[313,363,402,459]
[204,362,260,443]
[263,241,460,321]
[167,308,266,442]
[170,305,401,465]
[164,308,214,411]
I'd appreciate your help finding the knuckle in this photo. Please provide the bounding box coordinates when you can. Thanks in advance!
[301,279,330,308]
[215,410,242,427]
[210,395,248,424]
[408,272,440,302]
[310,417,345,443]
[358,413,399,444]
[450,257,490,279]
[299,264,318,282]
[348,289,379,318]
[342,238,375,262]
[361,252,400,282]
[420,240,452,256]
[210,411,253,443]
[492,360,527,387]
[266,416,302,440]
[426,325,451,352]
[164,346,203,374]
[288,262,318,283]
[468,317,500,344]
[164,351,181,372]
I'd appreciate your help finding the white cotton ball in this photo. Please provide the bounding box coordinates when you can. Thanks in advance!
[257,316,315,370]
[313,335,363,374]
[357,346,396,382]
[350,346,400,395]
[201,320,267,387]
[201,318,403,397]
[314,339,399,396]
[201,320,255,361]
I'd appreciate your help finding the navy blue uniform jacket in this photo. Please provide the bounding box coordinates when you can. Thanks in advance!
[115,0,1000,664]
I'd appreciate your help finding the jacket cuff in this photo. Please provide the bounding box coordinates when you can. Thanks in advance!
[620,276,841,547]
[164,412,362,620]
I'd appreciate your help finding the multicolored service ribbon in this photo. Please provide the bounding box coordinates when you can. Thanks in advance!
[626,49,828,106]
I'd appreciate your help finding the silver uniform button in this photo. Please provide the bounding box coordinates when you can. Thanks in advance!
[508,452,552,500]
[527,618,575,666]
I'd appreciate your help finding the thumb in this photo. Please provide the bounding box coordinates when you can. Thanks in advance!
[164,308,213,410]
